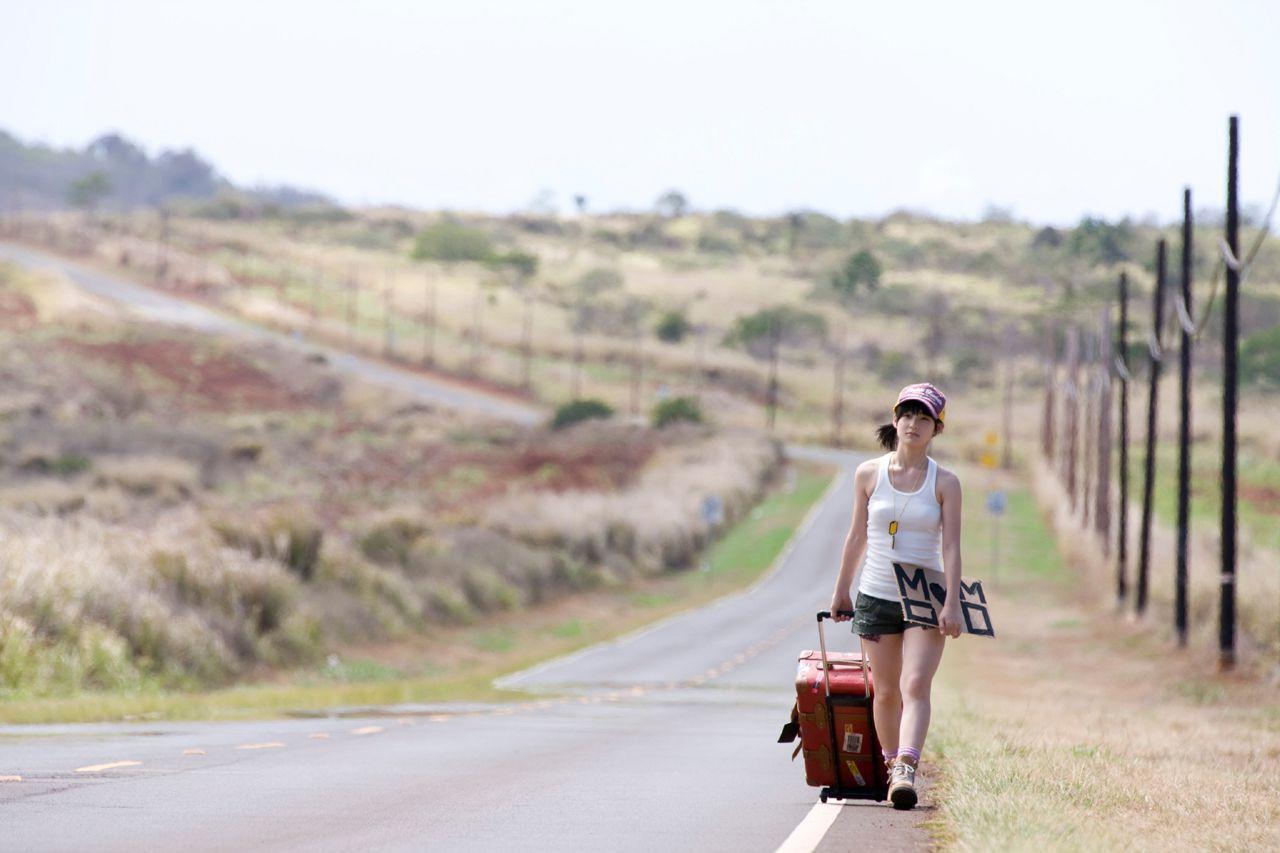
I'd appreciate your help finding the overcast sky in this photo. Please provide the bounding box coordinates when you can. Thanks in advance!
[3,0,1278,225]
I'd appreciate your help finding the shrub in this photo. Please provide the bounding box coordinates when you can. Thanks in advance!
[651,396,703,428]
[551,399,614,430]
[410,220,495,263]
[696,231,739,255]
[654,310,691,343]
[357,507,432,566]
[574,268,624,298]
[210,505,324,581]
[1241,325,1280,390]
[51,453,92,476]
[829,249,882,303]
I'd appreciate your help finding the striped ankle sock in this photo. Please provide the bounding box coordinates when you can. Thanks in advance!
[898,747,921,765]
[882,749,897,764]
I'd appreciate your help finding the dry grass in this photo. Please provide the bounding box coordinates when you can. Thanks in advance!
[93,453,201,501]
[0,507,313,694]
[1030,458,1280,665]
[927,482,1280,852]
[484,425,782,574]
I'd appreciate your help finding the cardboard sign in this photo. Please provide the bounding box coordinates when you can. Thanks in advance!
[892,562,996,637]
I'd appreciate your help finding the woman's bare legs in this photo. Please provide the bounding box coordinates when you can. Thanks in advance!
[861,634,904,755]
[899,627,946,754]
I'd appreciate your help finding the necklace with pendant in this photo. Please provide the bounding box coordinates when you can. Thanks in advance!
[888,456,926,549]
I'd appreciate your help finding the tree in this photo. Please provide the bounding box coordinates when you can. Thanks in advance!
[655,189,689,219]
[497,250,539,280]
[723,306,827,359]
[829,249,881,304]
[654,309,691,343]
[410,220,495,263]
[1068,216,1133,265]
[67,171,111,212]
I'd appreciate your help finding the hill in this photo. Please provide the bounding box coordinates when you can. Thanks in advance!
[0,129,333,214]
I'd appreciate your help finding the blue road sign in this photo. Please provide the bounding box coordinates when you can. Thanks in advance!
[986,490,1007,516]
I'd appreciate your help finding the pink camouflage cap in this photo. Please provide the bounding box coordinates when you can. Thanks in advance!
[895,382,947,423]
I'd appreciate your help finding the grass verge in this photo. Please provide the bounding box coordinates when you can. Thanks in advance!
[923,474,1280,851]
[0,461,836,724]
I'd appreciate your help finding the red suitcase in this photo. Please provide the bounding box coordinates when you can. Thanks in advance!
[778,611,888,802]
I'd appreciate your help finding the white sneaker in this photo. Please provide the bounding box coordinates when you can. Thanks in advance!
[888,760,918,810]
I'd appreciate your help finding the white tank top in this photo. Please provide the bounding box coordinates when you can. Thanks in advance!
[857,453,943,602]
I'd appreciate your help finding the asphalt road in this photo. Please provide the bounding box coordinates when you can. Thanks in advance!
[0,245,930,851]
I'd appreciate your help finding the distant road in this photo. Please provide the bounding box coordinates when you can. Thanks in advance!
[0,242,544,426]
[0,243,928,850]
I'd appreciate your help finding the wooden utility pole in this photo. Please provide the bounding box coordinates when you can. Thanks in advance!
[383,269,394,359]
[471,281,484,374]
[1137,240,1167,617]
[1001,325,1015,469]
[1041,320,1058,463]
[423,271,437,368]
[346,269,358,346]
[766,314,780,432]
[1175,188,1194,647]
[1064,325,1080,507]
[1116,272,1130,603]
[1220,115,1240,671]
[832,326,846,447]
[694,323,707,403]
[310,263,322,329]
[1095,304,1113,553]
[1081,330,1096,526]
[629,313,643,416]
[521,289,534,392]
[155,207,170,284]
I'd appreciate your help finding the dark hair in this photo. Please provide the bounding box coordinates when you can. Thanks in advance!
[876,423,898,450]
[874,400,937,451]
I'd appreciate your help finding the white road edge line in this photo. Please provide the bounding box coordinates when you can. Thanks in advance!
[492,462,853,691]
[774,801,842,853]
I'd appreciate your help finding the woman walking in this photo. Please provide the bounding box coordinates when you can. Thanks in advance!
[830,382,963,810]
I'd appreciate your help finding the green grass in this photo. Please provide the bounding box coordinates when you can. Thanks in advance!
[1,462,836,724]
[963,481,1069,586]
[1125,443,1280,554]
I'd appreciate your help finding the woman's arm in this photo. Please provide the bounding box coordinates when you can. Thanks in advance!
[830,461,876,621]
[936,467,963,638]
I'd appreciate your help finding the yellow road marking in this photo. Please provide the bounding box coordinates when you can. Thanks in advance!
[182,749,206,756]
[397,718,413,726]
[309,733,331,740]
[350,726,383,736]
[75,761,142,773]
[0,775,22,782]
[235,742,285,750]
[428,715,451,722]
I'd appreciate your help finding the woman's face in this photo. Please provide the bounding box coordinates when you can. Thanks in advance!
[894,408,937,449]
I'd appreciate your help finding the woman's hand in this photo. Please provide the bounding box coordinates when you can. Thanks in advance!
[831,589,854,622]
[938,599,962,638]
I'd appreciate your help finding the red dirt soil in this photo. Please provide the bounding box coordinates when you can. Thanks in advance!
[0,289,38,329]
[312,424,659,520]
[59,336,317,412]
[1239,483,1280,516]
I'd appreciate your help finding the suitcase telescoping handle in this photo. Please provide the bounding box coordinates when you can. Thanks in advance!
[815,611,871,701]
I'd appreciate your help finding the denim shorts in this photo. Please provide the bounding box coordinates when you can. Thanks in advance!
[850,591,922,641]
